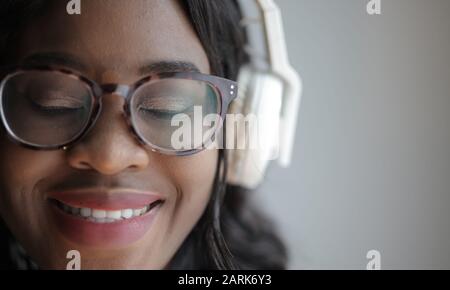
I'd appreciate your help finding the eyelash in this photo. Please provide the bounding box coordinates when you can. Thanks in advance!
[138,105,193,119]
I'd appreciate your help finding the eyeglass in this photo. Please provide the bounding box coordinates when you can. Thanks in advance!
[0,65,237,155]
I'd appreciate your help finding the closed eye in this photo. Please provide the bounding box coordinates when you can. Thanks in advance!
[137,95,194,119]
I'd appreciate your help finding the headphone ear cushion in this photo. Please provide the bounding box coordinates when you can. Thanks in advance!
[226,67,284,189]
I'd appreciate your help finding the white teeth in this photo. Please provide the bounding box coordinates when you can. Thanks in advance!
[106,210,122,219]
[57,201,153,223]
[121,209,133,219]
[92,209,106,219]
[80,208,91,217]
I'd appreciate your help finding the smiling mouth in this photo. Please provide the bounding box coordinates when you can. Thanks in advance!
[49,198,164,223]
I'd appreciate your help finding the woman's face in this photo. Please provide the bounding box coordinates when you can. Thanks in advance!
[0,0,217,269]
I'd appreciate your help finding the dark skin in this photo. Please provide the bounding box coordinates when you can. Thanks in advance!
[0,0,218,269]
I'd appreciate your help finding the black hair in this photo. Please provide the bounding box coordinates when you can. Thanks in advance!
[0,0,287,270]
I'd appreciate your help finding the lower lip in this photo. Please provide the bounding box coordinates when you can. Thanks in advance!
[49,201,162,248]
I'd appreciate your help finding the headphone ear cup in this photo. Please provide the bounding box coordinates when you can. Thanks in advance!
[225,67,249,186]
[226,66,284,189]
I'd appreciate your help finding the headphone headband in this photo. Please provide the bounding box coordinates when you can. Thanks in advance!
[227,0,302,188]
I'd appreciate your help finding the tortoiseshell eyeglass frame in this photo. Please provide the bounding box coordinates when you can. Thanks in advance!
[0,65,238,156]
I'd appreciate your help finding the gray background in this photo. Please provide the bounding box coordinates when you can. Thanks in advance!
[257,0,450,269]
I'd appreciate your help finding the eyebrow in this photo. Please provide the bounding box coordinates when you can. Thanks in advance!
[139,60,201,75]
[21,52,88,72]
[21,52,201,75]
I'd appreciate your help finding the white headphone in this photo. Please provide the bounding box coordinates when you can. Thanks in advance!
[226,0,302,189]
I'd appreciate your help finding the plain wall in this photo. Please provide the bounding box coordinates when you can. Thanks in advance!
[257,0,450,269]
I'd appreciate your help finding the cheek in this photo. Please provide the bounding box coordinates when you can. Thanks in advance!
[176,150,218,199]
[154,149,219,256]
[174,149,218,210]
[0,135,62,241]
[0,137,61,196]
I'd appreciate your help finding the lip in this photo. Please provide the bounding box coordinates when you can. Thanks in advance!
[47,189,164,248]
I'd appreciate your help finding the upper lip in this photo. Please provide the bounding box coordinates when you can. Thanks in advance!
[47,188,164,210]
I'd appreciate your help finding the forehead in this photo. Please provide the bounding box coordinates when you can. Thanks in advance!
[15,0,210,78]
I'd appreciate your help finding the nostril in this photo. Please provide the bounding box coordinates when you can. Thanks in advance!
[78,161,92,169]
[127,164,141,171]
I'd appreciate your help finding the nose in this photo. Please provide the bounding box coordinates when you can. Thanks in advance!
[66,93,150,175]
